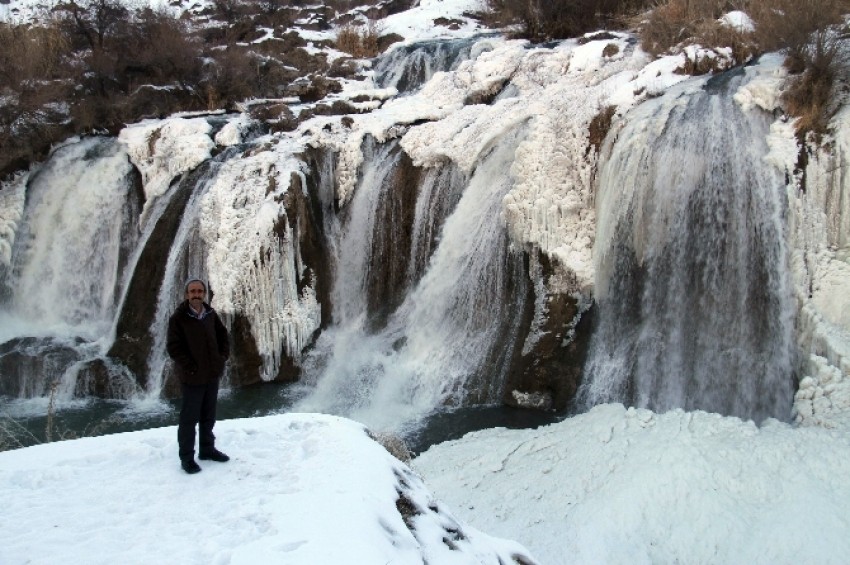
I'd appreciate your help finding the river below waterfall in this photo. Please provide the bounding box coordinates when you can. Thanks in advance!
[1,386,563,454]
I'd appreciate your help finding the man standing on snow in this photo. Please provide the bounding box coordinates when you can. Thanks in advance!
[166,278,231,474]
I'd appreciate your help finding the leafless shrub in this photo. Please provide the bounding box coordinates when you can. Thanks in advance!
[588,104,617,155]
[58,0,129,52]
[0,413,40,452]
[0,394,128,452]
[485,0,655,42]
[201,47,258,110]
[747,0,848,137]
[637,0,756,59]
[0,20,76,177]
[124,9,202,87]
[335,20,382,58]
[782,30,848,138]
[749,0,845,60]
[636,0,848,135]
[0,21,70,87]
[1,0,370,177]
[693,17,758,63]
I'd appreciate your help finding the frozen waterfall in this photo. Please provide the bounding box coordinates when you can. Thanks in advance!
[0,138,140,343]
[582,68,796,423]
[293,130,530,431]
[373,37,492,94]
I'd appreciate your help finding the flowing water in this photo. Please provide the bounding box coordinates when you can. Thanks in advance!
[373,36,493,94]
[0,138,143,399]
[292,129,530,431]
[0,138,140,343]
[142,158,228,397]
[582,69,795,423]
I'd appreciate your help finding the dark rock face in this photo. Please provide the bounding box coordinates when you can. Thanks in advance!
[377,33,405,52]
[364,143,423,331]
[502,252,594,412]
[0,338,82,397]
[328,57,362,79]
[281,171,329,304]
[107,167,203,389]
[126,86,205,121]
[299,146,340,326]
[74,358,139,399]
[283,75,342,103]
[248,102,297,132]
[227,313,265,388]
[361,0,418,19]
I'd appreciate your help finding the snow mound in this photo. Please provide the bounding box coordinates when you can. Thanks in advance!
[414,403,850,565]
[0,413,537,565]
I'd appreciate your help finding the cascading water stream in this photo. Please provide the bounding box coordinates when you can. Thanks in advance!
[0,138,139,342]
[0,138,143,400]
[294,128,530,431]
[142,159,227,399]
[582,68,795,423]
[373,37,493,94]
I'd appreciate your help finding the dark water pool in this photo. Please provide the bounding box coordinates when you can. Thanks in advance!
[1,383,566,454]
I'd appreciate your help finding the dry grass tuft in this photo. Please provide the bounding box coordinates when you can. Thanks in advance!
[749,0,848,137]
[484,0,655,42]
[588,105,618,155]
[637,0,849,137]
[637,0,756,62]
[335,20,383,58]
[781,30,847,138]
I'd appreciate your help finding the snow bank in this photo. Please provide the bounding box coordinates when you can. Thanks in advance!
[414,403,850,565]
[381,0,486,42]
[0,413,537,565]
[795,350,850,429]
[766,86,850,426]
[719,10,756,33]
[734,53,787,113]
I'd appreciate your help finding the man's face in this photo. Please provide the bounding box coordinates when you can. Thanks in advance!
[186,281,206,309]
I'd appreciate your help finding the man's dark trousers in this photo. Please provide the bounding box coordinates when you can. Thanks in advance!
[178,380,219,461]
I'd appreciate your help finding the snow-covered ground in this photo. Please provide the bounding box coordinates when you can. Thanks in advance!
[2,404,849,564]
[0,413,536,565]
[414,403,850,565]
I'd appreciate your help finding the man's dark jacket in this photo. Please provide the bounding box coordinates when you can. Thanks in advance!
[166,300,230,385]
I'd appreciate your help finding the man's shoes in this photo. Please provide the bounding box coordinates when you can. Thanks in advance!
[181,459,202,474]
[198,448,230,462]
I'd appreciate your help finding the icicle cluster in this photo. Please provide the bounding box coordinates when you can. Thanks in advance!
[200,140,321,381]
